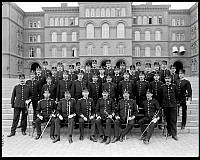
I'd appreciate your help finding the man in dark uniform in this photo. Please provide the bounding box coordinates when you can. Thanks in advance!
[105,60,114,77]
[95,90,115,144]
[129,65,138,81]
[74,62,81,75]
[160,75,179,141]
[41,76,57,101]
[26,71,40,124]
[41,61,51,79]
[76,88,96,141]
[56,70,72,101]
[51,67,59,86]
[102,75,117,102]
[98,66,107,84]
[88,74,102,106]
[35,67,46,99]
[111,90,138,143]
[135,62,142,81]
[52,91,76,143]
[136,71,149,115]
[91,60,99,75]
[112,66,123,86]
[83,64,93,86]
[7,74,32,137]
[138,90,161,144]
[56,62,64,81]
[68,65,77,81]
[119,61,126,76]
[151,62,161,76]
[118,71,136,101]
[176,69,192,129]
[34,89,57,140]
[170,65,179,85]
[160,60,170,84]
[145,63,154,83]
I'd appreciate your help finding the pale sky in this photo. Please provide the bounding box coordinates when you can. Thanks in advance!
[14,2,197,12]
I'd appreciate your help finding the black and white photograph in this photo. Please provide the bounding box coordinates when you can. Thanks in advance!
[2,2,199,157]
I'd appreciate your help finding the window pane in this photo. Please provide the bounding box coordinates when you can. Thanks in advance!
[135,31,140,41]
[101,8,105,17]
[145,31,150,40]
[138,16,142,25]
[72,48,77,57]
[133,16,137,24]
[119,45,124,55]
[87,45,93,55]
[111,8,115,17]
[143,16,147,25]
[121,8,126,17]
[86,8,90,17]
[116,8,120,17]
[72,32,77,41]
[36,48,41,57]
[103,45,108,55]
[37,21,41,28]
[62,47,67,57]
[86,24,94,39]
[172,33,176,41]
[52,32,57,42]
[91,8,95,17]
[62,32,67,42]
[153,16,157,25]
[65,18,68,26]
[156,46,161,56]
[172,19,176,26]
[55,18,59,26]
[69,17,74,26]
[145,47,150,57]
[117,23,125,38]
[102,23,109,38]
[37,35,41,42]
[75,17,78,25]
[155,31,161,41]
[96,8,100,17]
[106,8,110,17]
[60,18,64,26]
[52,48,57,57]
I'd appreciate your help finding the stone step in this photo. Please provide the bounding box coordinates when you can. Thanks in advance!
[2,114,34,120]
[177,115,198,121]
[2,109,34,114]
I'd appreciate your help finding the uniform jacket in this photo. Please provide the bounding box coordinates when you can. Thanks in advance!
[41,68,51,78]
[41,83,57,100]
[145,71,155,83]
[143,98,160,119]
[11,84,32,108]
[26,79,40,101]
[160,69,171,83]
[69,72,77,81]
[171,73,180,85]
[149,80,164,104]
[102,82,117,99]
[91,68,100,75]
[104,68,114,76]
[83,72,93,86]
[71,79,87,99]
[98,75,107,84]
[56,71,63,80]
[35,75,46,98]
[56,79,72,100]
[88,82,102,101]
[118,80,136,100]
[112,74,123,85]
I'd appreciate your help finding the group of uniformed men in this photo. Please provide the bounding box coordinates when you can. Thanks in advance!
[7,59,192,145]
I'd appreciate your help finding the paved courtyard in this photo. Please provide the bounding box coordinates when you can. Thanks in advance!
[2,129,199,157]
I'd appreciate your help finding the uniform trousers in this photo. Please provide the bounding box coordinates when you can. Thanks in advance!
[79,118,96,137]
[31,100,38,122]
[179,101,187,126]
[96,118,112,137]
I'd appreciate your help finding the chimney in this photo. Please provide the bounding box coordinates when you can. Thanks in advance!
[61,3,68,7]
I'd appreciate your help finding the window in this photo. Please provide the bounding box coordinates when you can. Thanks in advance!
[106,8,110,17]
[62,47,67,57]
[148,16,152,24]
[65,18,68,26]
[103,45,108,55]
[111,8,115,17]
[135,47,140,57]
[133,16,137,24]
[135,31,140,41]
[69,17,74,26]
[29,22,33,28]
[155,31,161,41]
[138,16,142,25]
[55,18,59,26]
[91,8,95,17]
[62,32,67,42]
[172,33,176,41]
[75,17,78,26]
[158,16,162,24]
[96,8,100,17]
[29,35,37,43]
[145,47,150,57]
[37,21,41,28]
[176,18,180,26]
[172,19,176,26]
[86,24,94,39]
[37,35,41,42]
[29,47,34,57]
[52,32,57,42]
[143,16,147,25]
[118,44,124,55]
[87,45,94,55]
[121,8,126,17]
[72,47,77,57]
[155,46,161,57]
[36,48,41,57]
[60,18,64,26]
[52,47,57,57]
[145,31,150,41]
[33,22,37,28]
[181,19,184,26]
[152,16,157,25]
[176,33,181,41]
[102,23,109,39]
[85,8,90,17]
[72,32,77,41]
[116,8,120,17]
[101,8,105,17]
[181,33,185,41]
[117,23,125,38]
[50,18,54,26]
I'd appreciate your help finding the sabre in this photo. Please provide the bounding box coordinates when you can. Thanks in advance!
[25,101,31,136]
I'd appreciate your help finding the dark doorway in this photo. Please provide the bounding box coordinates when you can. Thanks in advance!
[116,59,126,68]
[101,60,109,68]
[173,61,183,74]
[85,60,93,67]
[31,62,41,72]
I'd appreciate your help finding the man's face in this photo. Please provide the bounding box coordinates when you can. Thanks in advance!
[57,66,62,71]
[19,78,25,84]
[146,93,153,99]
[136,66,141,71]
[99,69,105,74]
[165,77,171,83]
[154,75,160,81]
[123,74,129,80]
[171,67,176,73]
[123,93,130,99]
[92,76,98,82]
[154,66,159,71]
[64,93,71,99]
[145,67,151,72]
[162,64,167,69]
[36,70,41,75]
[92,63,96,68]
[102,92,108,99]
[43,65,47,69]
[78,74,83,79]
[106,63,111,68]
[76,65,80,70]
[52,70,57,75]
[85,66,91,71]
[114,70,119,75]
[30,74,35,79]
[63,73,69,79]
[44,92,50,98]
[46,78,52,84]
[179,72,184,79]
[139,74,145,80]
[106,77,112,82]
[82,91,89,97]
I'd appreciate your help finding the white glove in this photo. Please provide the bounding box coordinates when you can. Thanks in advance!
[80,114,84,118]
[90,115,94,120]
[152,118,158,123]
[115,116,120,119]
[68,114,73,119]
[108,115,112,119]
[112,113,115,117]
[83,117,87,121]
[127,117,132,121]
[39,116,43,120]
[59,115,63,120]
[25,99,31,105]
[51,114,56,118]
[97,116,101,120]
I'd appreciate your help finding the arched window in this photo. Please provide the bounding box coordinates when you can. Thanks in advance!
[135,31,140,41]
[145,47,150,57]
[50,18,54,26]
[138,16,142,25]
[96,8,100,17]
[101,8,105,17]
[60,18,64,26]
[152,16,157,25]
[106,8,110,17]
[72,47,77,57]
[102,23,109,39]
[62,47,67,57]
[36,48,41,57]
[155,45,161,57]
[143,16,148,25]
[52,32,57,42]
[117,23,125,38]
[87,45,94,55]
[72,32,77,41]
[85,8,90,17]
[55,18,59,26]
[29,47,34,57]
[155,31,161,41]
[52,47,57,57]
[135,47,140,57]
[62,32,67,42]
[86,24,94,39]
[145,31,150,41]
[118,44,125,55]
[65,17,68,26]
[91,8,95,17]
[103,45,108,55]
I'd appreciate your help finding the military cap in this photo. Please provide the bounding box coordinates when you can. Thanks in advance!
[123,89,130,95]
[154,62,160,66]
[145,63,151,68]
[99,66,104,70]
[165,74,171,79]
[78,70,84,75]
[76,62,80,66]
[64,90,71,95]
[123,70,130,75]
[44,88,50,93]
[42,61,48,66]
[130,65,135,70]
[136,62,141,66]
[82,88,89,92]
[114,66,120,70]
[162,60,167,65]
[179,69,185,74]
[36,67,41,71]
[120,61,125,65]
[51,67,57,71]
[19,73,25,79]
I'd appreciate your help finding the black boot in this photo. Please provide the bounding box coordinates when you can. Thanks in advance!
[90,135,97,142]
[7,132,15,137]
[111,137,119,143]
[50,136,55,140]
[53,136,60,143]
[22,131,26,136]
[99,135,105,143]
[68,135,73,144]
[35,135,41,140]
[105,136,111,144]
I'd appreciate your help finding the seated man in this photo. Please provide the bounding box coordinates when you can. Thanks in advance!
[111,90,138,143]
[52,91,76,143]
[35,89,57,140]
[138,89,160,144]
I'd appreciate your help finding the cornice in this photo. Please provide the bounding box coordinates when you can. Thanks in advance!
[132,5,171,11]
[25,12,44,17]
[42,7,79,13]
[168,9,190,14]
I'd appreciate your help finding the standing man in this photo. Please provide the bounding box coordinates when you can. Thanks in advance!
[51,67,59,87]
[74,62,81,75]
[135,62,142,81]
[68,65,77,81]
[176,69,192,129]
[129,65,138,81]
[105,60,114,77]
[52,91,76,143]
[98,66,107,84]
[7,74,32,137]
[170,65,179,85]
[56,62,64,81]
[160,75,178,141]
[144,63,154,83]
[151,62,161,76]
[119,62,126,76]
[91,60,99,75]
[41,61,51,80]
[35,67,46,99]
[83,64,93,86]
[160,60,170,84]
